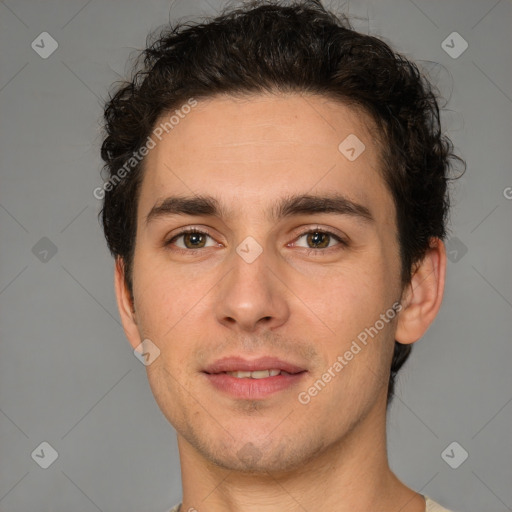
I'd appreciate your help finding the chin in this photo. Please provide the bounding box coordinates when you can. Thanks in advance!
[184,424,327,475]
[207,449,312,474]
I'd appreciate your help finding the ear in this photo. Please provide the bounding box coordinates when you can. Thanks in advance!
[114,257,142,350]
[395,237,447,344]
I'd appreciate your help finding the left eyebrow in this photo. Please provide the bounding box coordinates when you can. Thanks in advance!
[271,193,374,224]
[144,192,374,226]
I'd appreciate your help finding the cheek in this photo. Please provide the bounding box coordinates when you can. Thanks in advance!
[300,276,396,416]
[132,248,195,327]
[307,263,389,335]
[131,255,216,374]
[301,259,398,399]
[145,363,190,429]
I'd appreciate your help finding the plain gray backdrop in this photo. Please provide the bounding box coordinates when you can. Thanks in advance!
[1,0,511,511]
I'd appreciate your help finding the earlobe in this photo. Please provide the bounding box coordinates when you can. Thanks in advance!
[395,238,447,345]
[114,257,141,350]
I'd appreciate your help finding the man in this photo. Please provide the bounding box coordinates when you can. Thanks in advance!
[99,1,464,510]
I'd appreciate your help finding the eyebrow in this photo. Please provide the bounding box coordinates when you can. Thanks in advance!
[145,193,374,226]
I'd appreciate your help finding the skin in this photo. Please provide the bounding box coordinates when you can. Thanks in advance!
[114,93,446,512]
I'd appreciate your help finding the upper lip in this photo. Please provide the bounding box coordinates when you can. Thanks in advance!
[203,356,307,374]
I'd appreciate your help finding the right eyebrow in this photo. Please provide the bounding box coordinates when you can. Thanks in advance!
[145,195,226,226]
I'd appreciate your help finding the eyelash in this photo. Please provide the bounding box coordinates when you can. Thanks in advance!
[164,227,348,255]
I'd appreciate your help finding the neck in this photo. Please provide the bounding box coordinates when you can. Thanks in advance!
[177,392,425,512]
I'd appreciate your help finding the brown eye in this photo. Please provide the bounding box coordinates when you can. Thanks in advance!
[182,232,207,249]
[294,230,346,251]
[165,229,217,250]
[306,231,331,249]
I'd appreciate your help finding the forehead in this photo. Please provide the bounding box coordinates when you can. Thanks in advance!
[138,93,393,223]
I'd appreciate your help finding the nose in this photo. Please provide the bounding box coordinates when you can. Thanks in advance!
[213,245,290,333]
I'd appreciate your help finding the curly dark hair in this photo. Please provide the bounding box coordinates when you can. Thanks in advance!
[99,0,465,406]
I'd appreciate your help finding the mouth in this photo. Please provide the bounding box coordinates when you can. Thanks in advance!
[203,355,307,374]
[202,356,308,399]
[220,369,298,379]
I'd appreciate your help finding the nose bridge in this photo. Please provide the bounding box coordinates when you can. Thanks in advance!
[213,239,289,332]
[233,240,271,291]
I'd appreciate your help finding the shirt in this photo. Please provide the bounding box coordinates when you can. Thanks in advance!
[167,495,456,511]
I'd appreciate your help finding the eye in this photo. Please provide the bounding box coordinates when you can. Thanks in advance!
[163,227,347,254]
[165,228,218,250]
[293,229,347,252]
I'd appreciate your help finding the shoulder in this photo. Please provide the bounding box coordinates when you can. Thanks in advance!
[425,496,458,511]
[166,504,182,512]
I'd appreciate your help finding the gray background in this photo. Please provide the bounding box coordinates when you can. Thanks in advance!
[0,0,511,511]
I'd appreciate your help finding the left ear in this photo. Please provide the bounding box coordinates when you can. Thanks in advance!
[114,256,142,351]
[395,237,447,344]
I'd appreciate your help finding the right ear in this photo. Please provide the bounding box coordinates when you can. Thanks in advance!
[114,257,141,350]
[394,238,446,345]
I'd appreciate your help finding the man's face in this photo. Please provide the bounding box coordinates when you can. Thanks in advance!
[126,93,404,472]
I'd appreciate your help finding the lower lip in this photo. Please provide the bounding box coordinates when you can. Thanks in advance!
[203,372,307,399]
